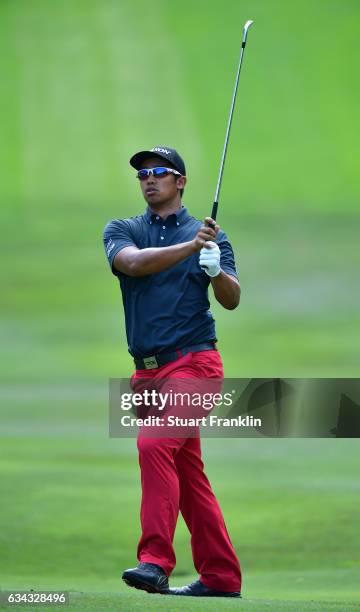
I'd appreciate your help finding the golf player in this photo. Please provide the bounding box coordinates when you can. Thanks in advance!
[103,146,242,597]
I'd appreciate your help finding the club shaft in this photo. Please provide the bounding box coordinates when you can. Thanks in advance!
[211,21,253,221]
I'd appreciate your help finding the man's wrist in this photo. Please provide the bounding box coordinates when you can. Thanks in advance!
[190,239,201,253]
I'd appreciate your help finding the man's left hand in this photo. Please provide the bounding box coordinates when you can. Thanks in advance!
[199,241,221,277]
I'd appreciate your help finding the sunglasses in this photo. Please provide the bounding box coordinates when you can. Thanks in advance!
[136,167,181,181]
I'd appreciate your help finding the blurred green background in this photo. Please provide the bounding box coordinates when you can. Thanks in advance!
[1,0,359,610]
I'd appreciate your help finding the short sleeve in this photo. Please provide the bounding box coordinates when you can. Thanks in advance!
[217,230,238,279]
[103,219,136,275]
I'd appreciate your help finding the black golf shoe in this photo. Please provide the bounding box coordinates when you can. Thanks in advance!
[168,579,241,597]
[122,562,169,594]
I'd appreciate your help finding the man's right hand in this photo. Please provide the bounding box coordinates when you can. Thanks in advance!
[192,218,220,252]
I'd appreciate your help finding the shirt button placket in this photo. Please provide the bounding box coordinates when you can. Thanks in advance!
[160,223,166,243]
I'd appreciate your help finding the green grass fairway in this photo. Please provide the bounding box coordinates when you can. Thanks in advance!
[1,0,360,610]
[1,433,359,610]
[2,583,360,612]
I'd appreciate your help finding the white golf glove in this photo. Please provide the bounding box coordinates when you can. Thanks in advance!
[199,241,221,277]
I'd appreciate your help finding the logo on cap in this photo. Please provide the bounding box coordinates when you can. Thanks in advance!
[151,147,170,155]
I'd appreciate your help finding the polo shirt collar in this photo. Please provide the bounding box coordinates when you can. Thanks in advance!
[144,205,190,225]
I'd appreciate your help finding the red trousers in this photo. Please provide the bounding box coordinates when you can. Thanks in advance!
[131,349,242,592]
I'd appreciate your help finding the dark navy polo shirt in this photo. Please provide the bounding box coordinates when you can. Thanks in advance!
[103,206,238,359]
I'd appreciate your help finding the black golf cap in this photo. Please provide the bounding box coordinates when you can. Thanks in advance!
[130,146,186,176]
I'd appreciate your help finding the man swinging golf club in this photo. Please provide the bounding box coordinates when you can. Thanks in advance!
[103,145,241,597]
[103,20,253,598]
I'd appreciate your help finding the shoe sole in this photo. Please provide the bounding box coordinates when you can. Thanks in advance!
[122,574,169,595]
[169,592,241,598]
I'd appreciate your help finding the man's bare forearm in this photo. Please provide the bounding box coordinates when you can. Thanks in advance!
[114,242,197,276]
[113,218,218,277]
[211,272,241,310]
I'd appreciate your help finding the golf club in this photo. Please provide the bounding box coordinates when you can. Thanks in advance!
[211,19,254,223]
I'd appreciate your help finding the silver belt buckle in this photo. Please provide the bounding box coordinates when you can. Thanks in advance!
[143,355,158,369]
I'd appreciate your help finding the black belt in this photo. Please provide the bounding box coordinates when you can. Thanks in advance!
[134,342,217,370]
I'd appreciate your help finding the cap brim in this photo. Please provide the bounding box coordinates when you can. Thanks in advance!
[130,150,170,170]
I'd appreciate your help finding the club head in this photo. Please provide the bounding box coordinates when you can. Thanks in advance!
[242,20,254,44]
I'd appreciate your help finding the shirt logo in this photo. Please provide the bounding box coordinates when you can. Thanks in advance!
[106,239,115,256]
[151,147,170,155]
